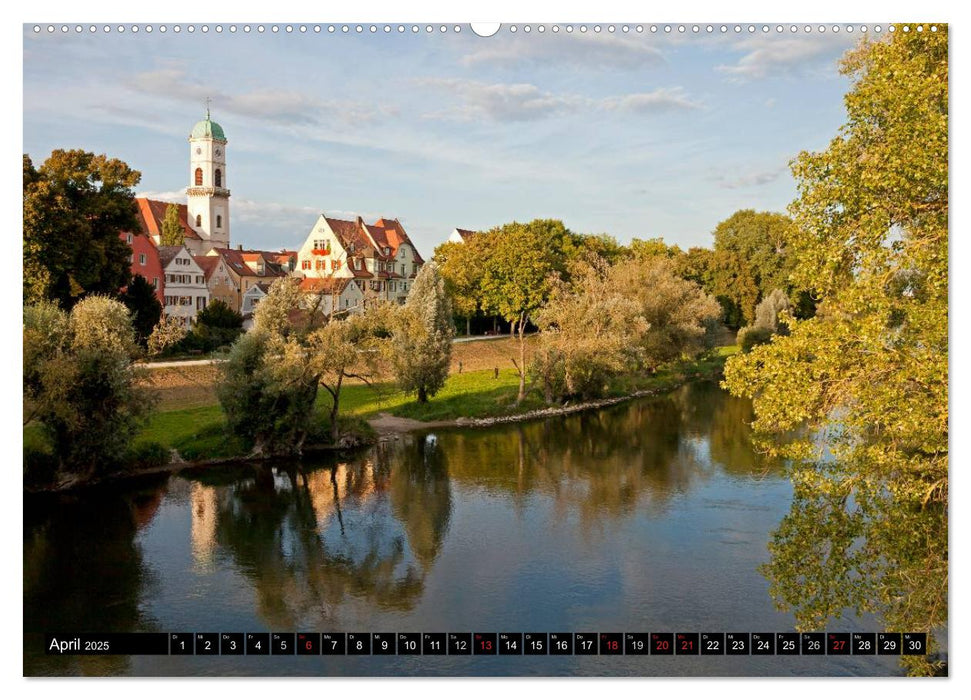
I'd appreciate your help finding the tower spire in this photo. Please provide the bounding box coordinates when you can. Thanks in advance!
[205,96,211,120]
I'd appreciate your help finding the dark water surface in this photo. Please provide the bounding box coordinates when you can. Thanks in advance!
[24,382,903,676]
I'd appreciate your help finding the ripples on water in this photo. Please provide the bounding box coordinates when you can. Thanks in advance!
[23,382,903,676]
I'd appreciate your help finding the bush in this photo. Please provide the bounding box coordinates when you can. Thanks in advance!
[737,325,774,353]
[125,441,169,472]
[24,447,58,489]
[24,296,153,478]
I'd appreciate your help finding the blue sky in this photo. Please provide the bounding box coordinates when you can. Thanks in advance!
[23,24,862,255]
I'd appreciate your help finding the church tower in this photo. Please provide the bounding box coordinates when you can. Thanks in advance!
[187,108,230,252]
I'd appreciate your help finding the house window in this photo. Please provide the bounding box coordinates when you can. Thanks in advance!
[214,169,222,187]
[197,297,207,310]
[302,260,311,270]
[401,264,405,275]
[196,214,202,227]
[153,277,158,289]
[139,254,146,265]
[216,215,222,229]
[126,233,132,244]
[195,168,203,186]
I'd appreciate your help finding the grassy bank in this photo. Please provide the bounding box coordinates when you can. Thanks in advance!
[25,345,737,465]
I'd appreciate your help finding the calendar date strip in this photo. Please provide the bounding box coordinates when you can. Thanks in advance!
[45,632,928,656]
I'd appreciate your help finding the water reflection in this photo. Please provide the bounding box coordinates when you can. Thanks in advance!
[23,479,168,674]
[25,381,797,676]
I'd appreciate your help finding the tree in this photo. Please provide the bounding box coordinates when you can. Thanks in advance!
[480,219,571,402]
[532,258,647,402]
[722,26,947,675]
[433,238,485,336]
[708,209,797,327]
[24,150,140,307]
[390,262,454,403]
[628,237,681,261]
[612,257,722,370]
[753,288,792,335]
[194,299,244,350]
[23,296,153,477]
[217,278,321,455]
[147,316,187,356]
[159,203,185,246]
[120,274,162,347]
[310,306,389,441]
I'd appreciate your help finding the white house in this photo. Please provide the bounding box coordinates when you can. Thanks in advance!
[448,228,477,244]
[240,282,271,330]
[158,245,210,327]
[299,277,365,316]
[295,214,424,304]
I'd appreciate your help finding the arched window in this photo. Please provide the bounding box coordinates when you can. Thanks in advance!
[214,169,222,187]
[195,214,202,227]
[216,215,222,228]
[194,168,203,186]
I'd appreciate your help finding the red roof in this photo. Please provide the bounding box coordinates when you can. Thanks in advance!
[300,277,351,294]
[325,216,377,257]
[373,218,424,264]
[193,255,222,280]
[135,198,200,240]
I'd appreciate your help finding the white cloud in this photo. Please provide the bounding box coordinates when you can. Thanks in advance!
[715,32,860,81]
[601,88,703,114]
[709,165,788,190]
[416,78,583,122]
[417,78,702,122]
[126,65,386,127]
[461,32,665,70]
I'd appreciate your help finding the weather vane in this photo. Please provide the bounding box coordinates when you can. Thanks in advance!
[205,96,211,119]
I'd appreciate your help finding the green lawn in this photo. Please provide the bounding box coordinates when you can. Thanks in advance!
[26,347,737,463]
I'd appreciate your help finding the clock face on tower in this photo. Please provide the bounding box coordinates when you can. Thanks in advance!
[196,148,201,154]
[215,148,222,156]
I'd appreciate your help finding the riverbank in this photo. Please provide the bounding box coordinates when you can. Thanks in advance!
[24,346,737,492]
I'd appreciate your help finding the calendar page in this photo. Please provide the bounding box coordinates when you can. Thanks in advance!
[21,14,949,681]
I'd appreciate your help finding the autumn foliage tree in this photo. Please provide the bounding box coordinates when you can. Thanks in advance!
[532,258,647,402]
[23,150,140,307]
[723,26,947,675]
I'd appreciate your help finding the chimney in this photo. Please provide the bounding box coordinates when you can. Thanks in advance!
[237,244,243,251]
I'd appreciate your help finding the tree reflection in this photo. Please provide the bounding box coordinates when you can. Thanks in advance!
[23,480,166,675]
[210,442,453,629]
[435,381,777,524]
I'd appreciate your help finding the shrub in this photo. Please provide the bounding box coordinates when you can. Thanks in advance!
[737,325,774,353]
[125,441,170,472]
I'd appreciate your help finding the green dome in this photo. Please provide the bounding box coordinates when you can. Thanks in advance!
[190,117,226,140]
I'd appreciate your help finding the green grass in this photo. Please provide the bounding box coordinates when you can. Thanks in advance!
[25,346,738,464]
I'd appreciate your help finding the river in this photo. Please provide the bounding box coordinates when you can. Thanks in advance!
[23,381,906,676]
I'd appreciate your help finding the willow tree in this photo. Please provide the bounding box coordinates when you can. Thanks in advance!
[723,26,947,676]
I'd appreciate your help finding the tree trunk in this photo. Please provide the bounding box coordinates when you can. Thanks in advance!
[329,376,343,443]
[418,386,428,403]
[516,311,527,403]
[466,317,471,337]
